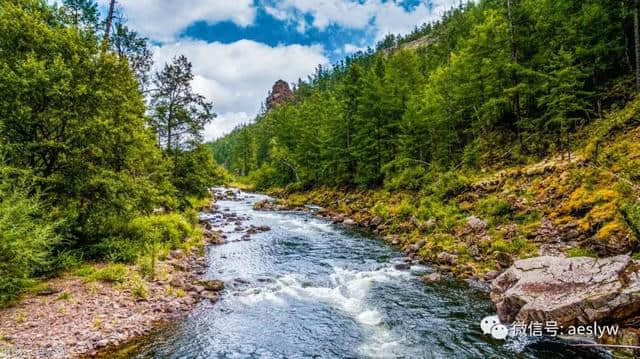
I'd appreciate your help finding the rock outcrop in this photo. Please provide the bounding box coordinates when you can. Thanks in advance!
[491,255,640,327]
[266,80,294,111]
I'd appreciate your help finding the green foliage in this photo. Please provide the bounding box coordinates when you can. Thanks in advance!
[423,171,472,200]
[173,145,227,203]
[248,165,286,190]
[566,247,598,258]
[0,189,59,306]
[394,197,415,219]
[0,0,176,252]
[129,213,197,246]
[476,196,514,225]
[209,0,633,194]
[0,1,216,302]
[371,202,391,220]
[621,202,640,241]
[87,263,128,283]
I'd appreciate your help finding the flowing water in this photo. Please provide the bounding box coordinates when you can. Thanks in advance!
[131,189,609,358]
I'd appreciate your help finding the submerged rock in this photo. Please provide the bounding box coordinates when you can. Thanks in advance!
[199,279,225,292]
[490,255,640,327]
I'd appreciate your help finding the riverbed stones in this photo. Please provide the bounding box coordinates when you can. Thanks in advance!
[394,263,411,270]
[370,216,383,228]
[423,272,442,282]
[490,255,640,328]
[466,216,487,233]
[199,279,225,292]
[494,252,513,269]
[343,218,355,226]
[409,239,426,253]
[169,249,185,259]
[437,252,458,266]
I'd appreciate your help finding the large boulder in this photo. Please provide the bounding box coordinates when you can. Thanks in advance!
[491,255,640,327]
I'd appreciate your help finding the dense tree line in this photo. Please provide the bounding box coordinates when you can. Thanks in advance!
[211,0,637,191]
[0,0,224,304]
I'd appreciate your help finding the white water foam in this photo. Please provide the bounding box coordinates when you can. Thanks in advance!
[237,265,411,357]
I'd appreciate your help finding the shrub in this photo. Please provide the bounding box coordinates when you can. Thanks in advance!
[129,213,199,278]
[394,197,416,219]
[129,213,197,246]
[383,163,427,191]
[248,165,284,190]
[87,264,129,283]
[476,196,513,225]
[371,202,392,220]
[0,190,59,306]
[424,171,472,200]
[173,145,228,204]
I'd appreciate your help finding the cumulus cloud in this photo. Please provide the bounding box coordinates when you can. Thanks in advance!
[97,0,257,41]
[264,0,460,41]
[153,40,329,140]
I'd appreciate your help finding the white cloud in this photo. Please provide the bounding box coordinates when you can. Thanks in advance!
[343,43,368,54]
[153,39,329,140]
[204,112,253,140]
[98,0,257,41]
[264,0,460,41]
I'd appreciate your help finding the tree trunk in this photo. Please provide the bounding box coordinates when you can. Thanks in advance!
[103,0,116,49]
[635,0,640,91]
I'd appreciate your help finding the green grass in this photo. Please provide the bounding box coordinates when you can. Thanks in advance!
[86,264,129,283]
[566,247,598,258]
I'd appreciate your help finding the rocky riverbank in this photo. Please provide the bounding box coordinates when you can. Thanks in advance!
[254,179,640,355]
[0,225,225,359]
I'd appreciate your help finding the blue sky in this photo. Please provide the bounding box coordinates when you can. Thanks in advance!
[95,0,459,139]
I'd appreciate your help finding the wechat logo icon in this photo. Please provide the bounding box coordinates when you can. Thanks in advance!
[481,315,509,340]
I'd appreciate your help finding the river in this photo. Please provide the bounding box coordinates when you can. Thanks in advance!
[130,189,609,358]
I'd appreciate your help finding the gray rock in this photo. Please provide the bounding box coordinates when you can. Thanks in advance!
[410,240,426,252]
[437,252,458,266]
[466,216,487,233]
[370,216,383,227]
[343,218,356,226]
[169,277,185,288]
[494,252,513,269]
[199,279,225,292]
[394,263,410,270]
[484,270,500,281]
[423,272,442,282]
[491,255,640,327]
[168,249,185,259]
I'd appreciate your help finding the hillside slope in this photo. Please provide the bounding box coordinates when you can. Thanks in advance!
[268,97,640,279]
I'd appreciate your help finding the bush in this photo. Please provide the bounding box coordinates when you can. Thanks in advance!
[87,264,129,283]
[394,197,416,219]
[129,213,198,246]
[476,196,513,225]
[424,171,472,200]
[88,213,199,264]
[371,201,391,220]
[0,190,59,306]
[173,145,228,205]
[248,165,284,190]
[383,161,427,191]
